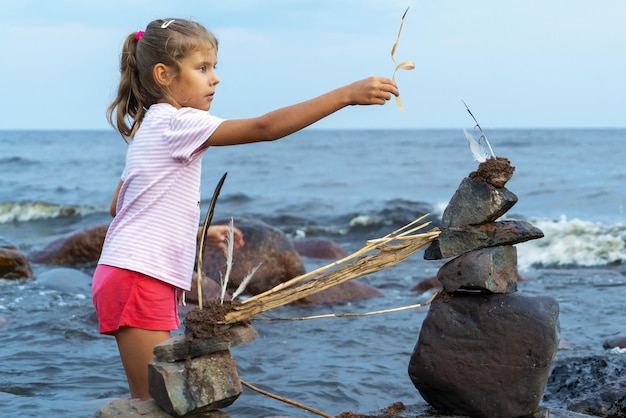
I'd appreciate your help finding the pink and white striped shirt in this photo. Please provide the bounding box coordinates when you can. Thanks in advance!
[98,103,224,290]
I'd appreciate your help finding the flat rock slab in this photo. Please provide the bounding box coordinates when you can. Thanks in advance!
[424,220,544,260]
[92,398,228,417]
[153,324,258,362]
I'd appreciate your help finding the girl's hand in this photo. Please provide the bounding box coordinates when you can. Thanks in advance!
[200,224,245,255]
[347,76,399,106]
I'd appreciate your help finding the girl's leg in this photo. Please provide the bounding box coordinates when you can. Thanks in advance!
[114,326,171,398]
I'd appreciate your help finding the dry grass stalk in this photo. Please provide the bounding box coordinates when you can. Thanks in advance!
[254,290,440,321]
[221,225,440,324]
[391,7,415,111]
[243,213,432,306]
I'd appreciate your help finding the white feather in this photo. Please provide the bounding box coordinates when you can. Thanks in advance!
[464,129,490,163]
[231,263,262,300]
[219,217,235,304]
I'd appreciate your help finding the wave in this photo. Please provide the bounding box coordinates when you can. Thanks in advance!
[0,201,104,224]
[517,216,626,270]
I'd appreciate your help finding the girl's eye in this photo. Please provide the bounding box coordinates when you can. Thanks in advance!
[199,65,207,72]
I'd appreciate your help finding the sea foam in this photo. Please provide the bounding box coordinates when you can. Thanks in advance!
[517,216,625,270]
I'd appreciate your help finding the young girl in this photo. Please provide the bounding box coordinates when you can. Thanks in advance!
[92,17,399,399]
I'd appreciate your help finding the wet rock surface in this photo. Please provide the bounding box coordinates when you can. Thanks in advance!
[409,293,560,417]
[543,355,626,417]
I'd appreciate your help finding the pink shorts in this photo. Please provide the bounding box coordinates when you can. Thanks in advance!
[92,264,180,335]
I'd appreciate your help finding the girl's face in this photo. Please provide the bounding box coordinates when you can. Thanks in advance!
[168,48,219,111]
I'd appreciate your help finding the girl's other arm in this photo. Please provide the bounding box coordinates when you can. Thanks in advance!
[205,76,398,147]
[110,179,124,217]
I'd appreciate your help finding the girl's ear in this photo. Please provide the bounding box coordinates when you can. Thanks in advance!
[153,63,172,86]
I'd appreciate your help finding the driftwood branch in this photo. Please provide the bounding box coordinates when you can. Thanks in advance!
[221,227,439,324]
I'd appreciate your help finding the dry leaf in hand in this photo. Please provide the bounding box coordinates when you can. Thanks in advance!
[391,7,415,111]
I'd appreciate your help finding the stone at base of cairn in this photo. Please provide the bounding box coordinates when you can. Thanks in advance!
[408,293,560,418]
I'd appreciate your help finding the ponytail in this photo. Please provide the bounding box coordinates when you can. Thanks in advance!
[107,32,147,140]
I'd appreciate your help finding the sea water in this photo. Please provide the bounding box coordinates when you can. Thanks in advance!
[0,129,625,417]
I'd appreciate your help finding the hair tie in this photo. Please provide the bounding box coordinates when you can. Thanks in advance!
[135,30,145,41]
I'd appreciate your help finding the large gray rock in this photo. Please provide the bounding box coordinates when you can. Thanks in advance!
[436,246,518,293]
[441,177,518,228]
[408,293,560,418]
[424,220,544,260]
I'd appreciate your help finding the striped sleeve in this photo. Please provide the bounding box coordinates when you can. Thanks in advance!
[164,108,225,161]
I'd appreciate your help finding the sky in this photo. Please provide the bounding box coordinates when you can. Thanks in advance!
[1,0,625,130]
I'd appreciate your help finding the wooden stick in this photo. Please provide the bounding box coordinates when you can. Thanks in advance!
[241,379,333,418]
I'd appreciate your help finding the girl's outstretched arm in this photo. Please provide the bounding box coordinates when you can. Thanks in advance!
[205,76,398,147]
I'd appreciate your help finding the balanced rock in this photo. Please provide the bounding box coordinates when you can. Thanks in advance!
[437,246,518,293]
[153,324,258,362]
[408,293,560,418]
[441,176,518,228]
[149,351,241,416]
[424,220,544,260]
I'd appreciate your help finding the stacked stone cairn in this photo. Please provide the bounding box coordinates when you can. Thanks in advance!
[147,323,257,416]
[408,158,561,417]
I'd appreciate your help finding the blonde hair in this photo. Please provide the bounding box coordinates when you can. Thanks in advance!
[107,18,218,140]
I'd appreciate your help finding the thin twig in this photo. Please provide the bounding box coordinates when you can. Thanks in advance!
[196,172,227,310]
[254,292,439,321]
[241,379,333,418]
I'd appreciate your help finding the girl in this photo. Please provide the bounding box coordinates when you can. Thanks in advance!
[92,17,399,399]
